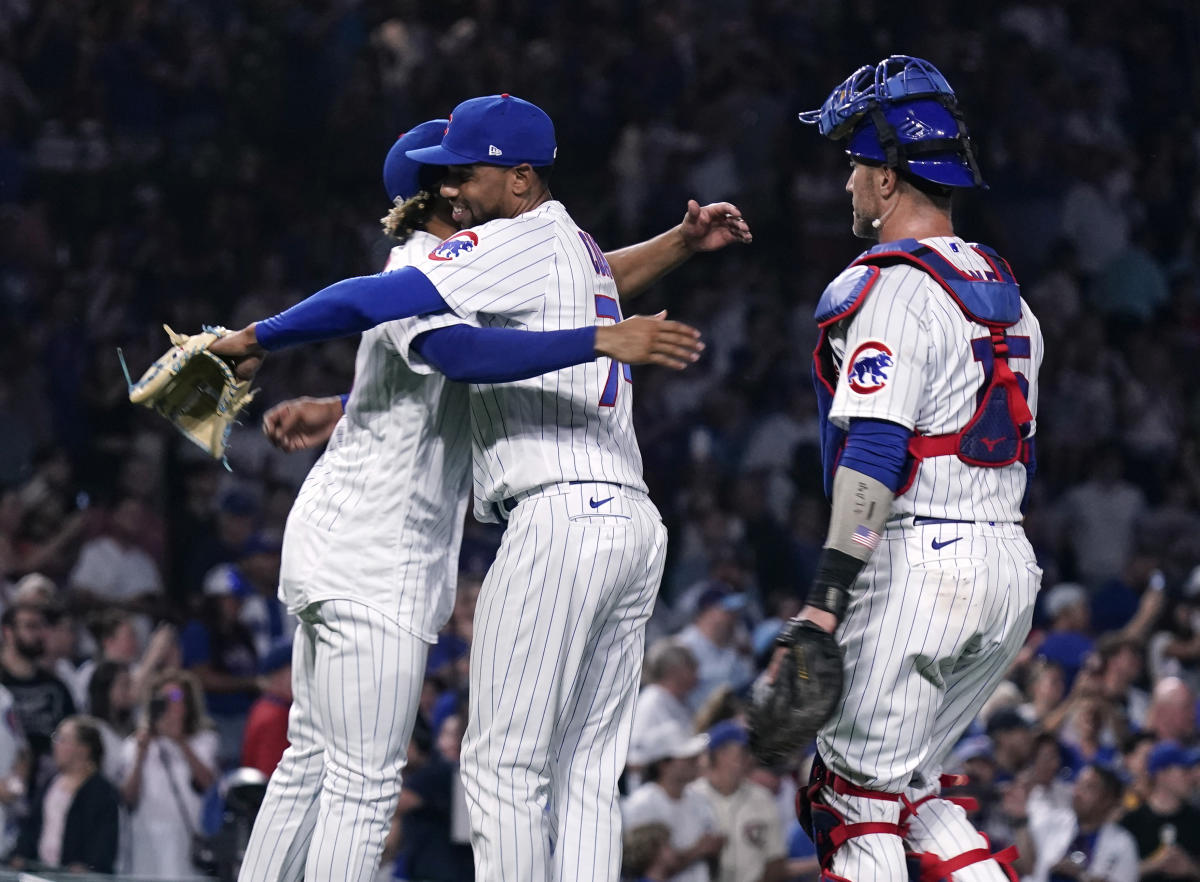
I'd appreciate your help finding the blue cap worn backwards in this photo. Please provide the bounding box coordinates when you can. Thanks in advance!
[383,119,450,202]
[406,94,556,168]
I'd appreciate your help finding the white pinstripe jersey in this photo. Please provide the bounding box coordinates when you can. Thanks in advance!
[411,200,647,523]
[281,231,471,640]
[827,236,1043,523]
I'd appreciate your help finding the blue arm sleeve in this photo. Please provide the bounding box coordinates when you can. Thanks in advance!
[338,393,350,410]
[255,266,447,351]
[838,418,912,492]
[412,324,598,384]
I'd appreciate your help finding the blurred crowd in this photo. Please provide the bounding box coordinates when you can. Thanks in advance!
[1,0,1200,878]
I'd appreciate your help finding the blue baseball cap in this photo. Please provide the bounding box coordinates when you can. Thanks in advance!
[1147,740,1199,777]
[707,720,749,753]
[383,119,450,202]
[696,582,747,615]
[406,94,556,168]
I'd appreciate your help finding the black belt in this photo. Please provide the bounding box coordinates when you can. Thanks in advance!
[496,480,626,520]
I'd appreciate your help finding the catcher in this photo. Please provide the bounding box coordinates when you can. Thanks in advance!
[749,56,1042,881]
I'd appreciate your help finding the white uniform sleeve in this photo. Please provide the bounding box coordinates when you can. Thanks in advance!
[417,216,557,321]
[829,265,932,430]
[382,311,484,376]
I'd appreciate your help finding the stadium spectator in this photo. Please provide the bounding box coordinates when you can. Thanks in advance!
[1120,741,1200,882]
[1025,732,1075,816]
[120,670,218,879]
[1144,677,1198,746]
[629,639,698,787]
[1023,763,1139,882]
[686,720,785,882]
[180,563,258,768]
[85,660,134,784]
[0,603,75,797]
[1036,583,1095,685]
[67,496,163,618]
[675,584,754,713]
[1020,657,1067,727]
[11,715,119,874]
[985,709,1036,785]
[233,533,292,660]
[239,641,291,777]
[623,721,724,882]
[622,821,676,882]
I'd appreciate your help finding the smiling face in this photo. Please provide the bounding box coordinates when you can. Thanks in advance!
[440,164,515,227]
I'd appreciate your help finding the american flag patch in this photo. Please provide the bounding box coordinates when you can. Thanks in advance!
[851,525,880,550]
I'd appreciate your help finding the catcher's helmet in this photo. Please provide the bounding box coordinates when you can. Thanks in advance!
[383,118,450,202]
[799,55,985,189]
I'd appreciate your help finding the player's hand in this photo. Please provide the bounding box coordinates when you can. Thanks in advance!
[680,200,752,252]
[595,311,704,370]
[208,324,266,381]
[263,396,344,451]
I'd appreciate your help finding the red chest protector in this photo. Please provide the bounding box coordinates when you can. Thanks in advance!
[814,238,1034,497]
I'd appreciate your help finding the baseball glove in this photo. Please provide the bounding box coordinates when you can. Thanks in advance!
[747,618,845,766]
[124,325,256,461]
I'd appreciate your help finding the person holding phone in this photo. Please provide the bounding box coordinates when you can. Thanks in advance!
[120,671,218,877]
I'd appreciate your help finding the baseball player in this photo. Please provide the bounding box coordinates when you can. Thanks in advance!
[226,111,750,882]
[754,56,1044,881]
[211,94,749,882]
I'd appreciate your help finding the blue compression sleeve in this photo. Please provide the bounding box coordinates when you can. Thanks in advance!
[338,393,350,411]
[256,266,447,351]
[839,419,912,492]
[412,324,598,384]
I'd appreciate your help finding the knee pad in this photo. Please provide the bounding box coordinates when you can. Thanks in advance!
[796,753,905,873]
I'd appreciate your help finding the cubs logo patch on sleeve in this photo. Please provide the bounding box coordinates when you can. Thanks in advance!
[847,341,894,394]
[429,230,479,261]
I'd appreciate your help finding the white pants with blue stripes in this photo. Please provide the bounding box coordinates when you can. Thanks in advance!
[238,599,427,882]
[817,520,1040,882]
[462,483,668,882]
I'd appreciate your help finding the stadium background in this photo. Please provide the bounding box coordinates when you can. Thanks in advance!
[1,0,1199,879]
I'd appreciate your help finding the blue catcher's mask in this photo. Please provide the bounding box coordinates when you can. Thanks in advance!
[799,55,985,189]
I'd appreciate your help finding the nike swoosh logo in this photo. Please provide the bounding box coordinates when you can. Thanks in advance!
[589,496,614,509]
[931,537,962,550]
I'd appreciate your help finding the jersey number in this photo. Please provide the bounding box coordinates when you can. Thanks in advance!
[595,294,632,407]
[971,336,1031,402]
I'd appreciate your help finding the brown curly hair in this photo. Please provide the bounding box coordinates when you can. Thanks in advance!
[381,190,438,243]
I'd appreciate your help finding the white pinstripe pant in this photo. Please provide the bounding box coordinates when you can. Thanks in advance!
[462,484,668,882]
[238,599,428,882]
[816,521,1040,882]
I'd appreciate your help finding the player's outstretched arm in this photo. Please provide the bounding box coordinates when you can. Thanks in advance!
[263,395,345,452]
[605,200,752,300]
[208,265,452,377]
[411,311,703,384]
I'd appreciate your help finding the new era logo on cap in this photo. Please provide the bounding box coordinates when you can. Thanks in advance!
[405,94,556,168]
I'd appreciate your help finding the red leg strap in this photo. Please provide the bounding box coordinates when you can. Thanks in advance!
[826,768,901,801]
[830,822,904,849]
[914,844,1021,882]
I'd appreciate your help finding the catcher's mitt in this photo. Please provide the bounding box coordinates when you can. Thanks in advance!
[123,325,256,462]
[747,618,844,766]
